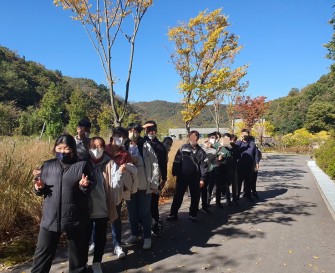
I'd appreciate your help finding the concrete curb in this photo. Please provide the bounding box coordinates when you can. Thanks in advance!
[307,160,335,221]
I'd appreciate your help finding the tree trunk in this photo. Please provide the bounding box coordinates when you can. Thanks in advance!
[185,121,191,134]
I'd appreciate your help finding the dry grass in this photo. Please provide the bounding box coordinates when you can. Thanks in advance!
[0,136,52,267]
[161,139,185,198]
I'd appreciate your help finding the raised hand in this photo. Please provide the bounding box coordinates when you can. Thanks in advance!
[34,177,45,190]
[119,164,126,173]
[79,174,90,187]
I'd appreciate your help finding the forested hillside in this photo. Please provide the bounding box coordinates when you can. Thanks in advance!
[1,45,334,136]
[266,73,335,134]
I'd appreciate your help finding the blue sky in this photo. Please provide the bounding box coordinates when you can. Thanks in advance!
[0,0,333,103]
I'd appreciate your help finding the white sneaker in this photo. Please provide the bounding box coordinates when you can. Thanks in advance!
[88,243,95,254]
[114,245,126,259]
[92,262,103,273]
[143,238,151,250]
[124,235,139,245]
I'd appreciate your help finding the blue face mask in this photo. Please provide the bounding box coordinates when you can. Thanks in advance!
[56,152,72,163]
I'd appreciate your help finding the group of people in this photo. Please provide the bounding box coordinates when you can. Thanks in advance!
[30,119,261,273]
[31,119,172,273]
[166,128,261,223]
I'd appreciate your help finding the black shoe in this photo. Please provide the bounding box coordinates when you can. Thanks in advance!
[166,214,178,221]
[243,194,253,202]
[227,200,232,206]
[188,214,197,222]
[201,207,210,214]
[151,224,161,237]
[216,203,224,209]
[252,191,259,198]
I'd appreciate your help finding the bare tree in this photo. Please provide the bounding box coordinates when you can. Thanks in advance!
[54,0,152,126]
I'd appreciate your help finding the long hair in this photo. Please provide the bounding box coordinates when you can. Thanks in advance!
[53,134,78,161]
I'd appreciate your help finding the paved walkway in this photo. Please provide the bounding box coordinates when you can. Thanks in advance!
[9,153,335,273]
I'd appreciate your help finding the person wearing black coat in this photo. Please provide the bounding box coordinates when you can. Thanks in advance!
[167,130,208,222]
[31,134,95,273]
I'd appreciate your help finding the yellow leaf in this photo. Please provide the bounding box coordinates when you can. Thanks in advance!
[288,250,293,254]
[313,256,319,259]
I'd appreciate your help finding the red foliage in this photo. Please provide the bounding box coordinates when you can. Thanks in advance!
[235,95,269,128]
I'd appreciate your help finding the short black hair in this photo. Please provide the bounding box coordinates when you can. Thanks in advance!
[188,130,200,140]
[163,136,173,145]
[207,131,217,138]
[78,119,91,128]
[143,120,157,132]
[112,126,129,138]
[222,132,232,138]
[241,128,250,135]
[127,122,142,133]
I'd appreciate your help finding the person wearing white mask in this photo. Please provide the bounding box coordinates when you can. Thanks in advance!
[105,127,137,260]
[123,123,160,250]
[87,136,127,273]
[143,120,167,237]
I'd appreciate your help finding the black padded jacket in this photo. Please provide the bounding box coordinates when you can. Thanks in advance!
[35,158,94,232]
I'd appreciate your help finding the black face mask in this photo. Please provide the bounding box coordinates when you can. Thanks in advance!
[56,152,72,163]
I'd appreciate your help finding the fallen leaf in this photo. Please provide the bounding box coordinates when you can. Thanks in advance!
[313,256,319,259]
[288,250,293,254]
[283,262,287,266]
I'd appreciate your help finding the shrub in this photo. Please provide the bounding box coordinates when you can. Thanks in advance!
[314,136,335,179]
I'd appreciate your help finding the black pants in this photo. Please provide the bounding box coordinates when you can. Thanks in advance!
[170,174,200,217]
[89,217,109,263]
[250,170,258,193]
[207,169,217,204]
[151,192,160,223]
[200,176,209,209]
[237,161,254,197]
[31,226,89,273]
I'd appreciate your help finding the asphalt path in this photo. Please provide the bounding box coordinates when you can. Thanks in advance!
[10,153,335,273]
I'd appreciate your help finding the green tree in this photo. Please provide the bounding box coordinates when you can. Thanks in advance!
[17,106,43,136]
[324,10,335,72]
[304,101,335,133]
[38,84,65,138]
[66,87,93,134]
[0,102,21,135]
[168,8,247,132]
[97,102,139,137]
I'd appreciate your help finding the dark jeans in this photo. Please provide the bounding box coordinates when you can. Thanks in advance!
[200,175,209,209]
[31,227,89,273]
[170,174,200,217]
[151,192,160,223]
[112,203,122,247]
[89,217,108,263]
[126,190,152,239]
[207,169,217,204]
[208,166,229,204]
[250,170,258,193]
[237,161,254,197]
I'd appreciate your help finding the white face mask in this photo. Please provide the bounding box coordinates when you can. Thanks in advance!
[89,148,104,159]
[113,136,124,147]
[147,133,155,140]
[209,138,216,145]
